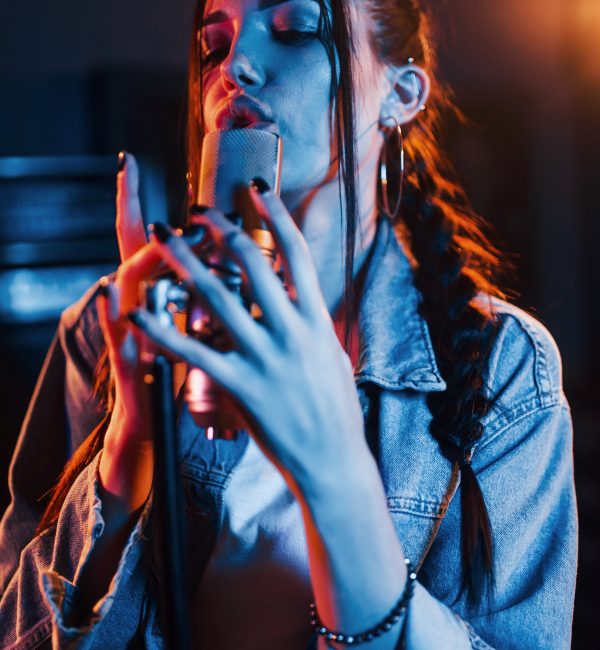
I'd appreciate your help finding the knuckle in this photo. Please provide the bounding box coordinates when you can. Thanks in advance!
[223,228,250,251]
[278,318,304,354]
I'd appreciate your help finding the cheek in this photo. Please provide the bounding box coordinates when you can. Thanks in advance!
[202,77,223,129]
[276,52,334,190]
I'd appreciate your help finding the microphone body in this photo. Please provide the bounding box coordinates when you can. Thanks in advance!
[186,129,283,439]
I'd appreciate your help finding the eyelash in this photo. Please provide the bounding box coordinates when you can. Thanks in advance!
[274,29,319,45]
[202,29,318,67]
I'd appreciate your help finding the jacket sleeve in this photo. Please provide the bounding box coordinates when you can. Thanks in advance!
[0,281,157,648]
[0,281,106,595]
[0,450,153,649]
[412,310,577,649]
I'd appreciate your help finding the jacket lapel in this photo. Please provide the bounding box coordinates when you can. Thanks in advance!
[355,215,458,568]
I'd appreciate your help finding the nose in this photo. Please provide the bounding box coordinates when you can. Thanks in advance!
[220,32,265,91]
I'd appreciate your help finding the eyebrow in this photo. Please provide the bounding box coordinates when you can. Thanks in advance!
[202,0,320,26]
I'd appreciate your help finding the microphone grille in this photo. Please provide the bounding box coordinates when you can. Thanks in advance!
[198,129,282,215]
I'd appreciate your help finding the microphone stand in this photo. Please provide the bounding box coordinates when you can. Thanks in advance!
[150,354,191,650]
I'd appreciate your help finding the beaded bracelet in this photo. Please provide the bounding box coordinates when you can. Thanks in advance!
[309,558,417,645]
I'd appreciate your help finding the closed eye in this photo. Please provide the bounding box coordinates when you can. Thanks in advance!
[201,29,319,68]
[273,29,319,45]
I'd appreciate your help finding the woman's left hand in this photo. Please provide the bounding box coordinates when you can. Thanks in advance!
[131,183,410,643]
[129,181,368,496]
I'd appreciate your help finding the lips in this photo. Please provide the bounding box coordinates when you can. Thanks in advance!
[215,94,276,131]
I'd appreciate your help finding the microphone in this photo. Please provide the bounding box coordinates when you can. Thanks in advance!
[198,128,282,211]
[186,129,283,439]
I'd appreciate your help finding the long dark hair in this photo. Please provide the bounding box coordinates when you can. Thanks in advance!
[337,0,504,606]
[39,0,504,608]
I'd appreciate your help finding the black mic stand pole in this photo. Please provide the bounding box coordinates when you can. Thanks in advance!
[149,354,191,650]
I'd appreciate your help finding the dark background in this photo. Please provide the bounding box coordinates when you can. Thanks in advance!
[1,0,598,645]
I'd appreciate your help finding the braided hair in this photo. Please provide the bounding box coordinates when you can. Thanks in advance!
[350,0,505,606]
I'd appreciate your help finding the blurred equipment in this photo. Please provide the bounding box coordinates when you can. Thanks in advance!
[0,155,167,513]
[0,155,166,323]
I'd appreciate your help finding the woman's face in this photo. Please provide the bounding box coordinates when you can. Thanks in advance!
[199,0,387,195]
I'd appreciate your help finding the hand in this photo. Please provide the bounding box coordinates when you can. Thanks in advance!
[96,152,163,511]
[116,150,146,261]
[74,153,158,612]
[128,182,369,497]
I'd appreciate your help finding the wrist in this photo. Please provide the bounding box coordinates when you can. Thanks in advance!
[99,412,154,515]
[294,447,409,646]
[292,444,385,520]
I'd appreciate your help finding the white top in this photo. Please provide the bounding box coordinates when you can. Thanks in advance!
[192,436,314,649]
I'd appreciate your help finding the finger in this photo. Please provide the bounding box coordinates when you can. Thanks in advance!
[97,277,119,350]
[116,151,147,262]
[189,207,291,334]
[128,308,243,394]
[97,277,154,378]
[248,179,326,322]
[97,277,138,371]
[148,222,264,354]
[115,240,167,315]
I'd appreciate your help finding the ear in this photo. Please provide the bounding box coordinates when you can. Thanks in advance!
[379,63,431,128]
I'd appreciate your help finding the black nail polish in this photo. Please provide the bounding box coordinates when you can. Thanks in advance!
[127,311,145,328]
[181,224,206,238]
[250,177,271,194]
[117,151,127,172]
[225,211,243,228]
[181,224,206,247]
[149,221,172,243]
[190,204,210,216]
[98,278,110,298]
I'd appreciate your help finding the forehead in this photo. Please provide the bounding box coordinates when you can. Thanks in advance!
[200,0,374,61]
[202,0,328,21]
[203,0,321,12]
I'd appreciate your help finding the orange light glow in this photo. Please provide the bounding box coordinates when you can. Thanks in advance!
[572,0,600,82]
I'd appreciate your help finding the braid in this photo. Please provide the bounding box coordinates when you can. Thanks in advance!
[368,0,507,606]
[402,155,499,606]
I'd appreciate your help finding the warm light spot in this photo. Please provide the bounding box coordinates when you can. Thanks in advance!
[572,0,600,81]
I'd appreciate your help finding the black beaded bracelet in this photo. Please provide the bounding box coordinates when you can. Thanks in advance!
[309,558,417,645]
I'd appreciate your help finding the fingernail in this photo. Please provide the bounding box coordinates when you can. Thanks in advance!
[225,211,243,228]
[181,224,206,246]
[98,276,110,297]
[190,204,210,216]
[250,177,271,194]
[181,224,206,238]
[148,222,172,243]
[117,151,127,172]
[127,310,145,328]
[181,224,206,243]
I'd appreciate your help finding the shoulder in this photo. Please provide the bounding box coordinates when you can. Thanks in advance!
[476,295,568,440]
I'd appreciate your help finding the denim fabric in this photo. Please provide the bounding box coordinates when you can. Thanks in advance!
[0,214,577,649]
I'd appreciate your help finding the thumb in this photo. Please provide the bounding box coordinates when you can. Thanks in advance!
[97,277,142,377]
[116,151,147,262]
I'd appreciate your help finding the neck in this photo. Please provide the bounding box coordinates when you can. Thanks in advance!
[280,133,382,319]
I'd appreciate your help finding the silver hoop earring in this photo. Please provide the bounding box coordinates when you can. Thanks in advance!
[379,117,405,220]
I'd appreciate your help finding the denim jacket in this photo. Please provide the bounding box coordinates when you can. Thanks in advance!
[0,214,577,649]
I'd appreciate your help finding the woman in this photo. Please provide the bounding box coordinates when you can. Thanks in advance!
[0,0,577,648]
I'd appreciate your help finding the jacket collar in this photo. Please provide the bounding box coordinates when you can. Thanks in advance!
[354,214,446,393]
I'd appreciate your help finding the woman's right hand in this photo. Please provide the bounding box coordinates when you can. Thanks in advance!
[75,154,163,615]
[77,153,161,614]
[95,152,161,516]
